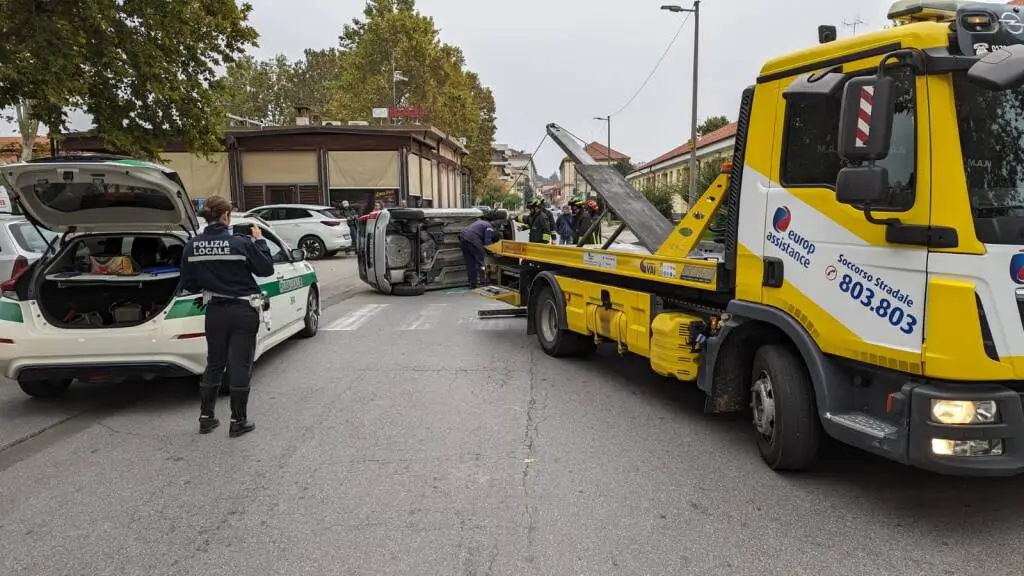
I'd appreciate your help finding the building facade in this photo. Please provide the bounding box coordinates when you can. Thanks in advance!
[61,124,471,213]
[627,123,737,214]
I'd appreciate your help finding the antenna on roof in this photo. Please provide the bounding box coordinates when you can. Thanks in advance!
[842,15,867,35]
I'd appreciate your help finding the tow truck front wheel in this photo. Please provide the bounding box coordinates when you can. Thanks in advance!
[533,286,595,357]
[750,344,820,471]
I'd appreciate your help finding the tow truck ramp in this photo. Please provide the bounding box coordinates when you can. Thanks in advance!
[547,123,675,253]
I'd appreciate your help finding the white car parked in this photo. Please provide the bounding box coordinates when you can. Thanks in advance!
[244,204,352,260]
[0,156,321,398]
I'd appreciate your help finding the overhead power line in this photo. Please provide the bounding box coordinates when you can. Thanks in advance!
[609,12,692,118]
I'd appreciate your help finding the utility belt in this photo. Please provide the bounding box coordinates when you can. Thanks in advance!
[203,291,272,331]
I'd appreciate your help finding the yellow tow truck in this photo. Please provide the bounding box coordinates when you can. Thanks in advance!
[477,0,1024,476]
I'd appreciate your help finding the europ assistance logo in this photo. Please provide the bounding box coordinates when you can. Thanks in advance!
[1010,252,1024,285]
[772,206,792,233]
[766,205,815,269]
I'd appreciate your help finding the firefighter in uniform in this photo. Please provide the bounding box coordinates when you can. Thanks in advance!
[179,196,276,437]
[515,198,554,243]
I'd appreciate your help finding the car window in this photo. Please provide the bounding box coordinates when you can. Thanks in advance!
[282,208,310,220]
[254,208,280,221]
[7,222,58,253]
[231,224,288,263]
[27,183,176,212]
[780,67,916,211]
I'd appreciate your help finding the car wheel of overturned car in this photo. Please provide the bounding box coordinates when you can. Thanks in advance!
[391,283,426,296]
[533,286,596,357]
[18,378,73,399]
[297,286,320,338]
[299,236,326,260]
[750,344,820,471]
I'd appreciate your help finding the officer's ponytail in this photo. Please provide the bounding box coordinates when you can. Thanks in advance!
[198,195,232,224]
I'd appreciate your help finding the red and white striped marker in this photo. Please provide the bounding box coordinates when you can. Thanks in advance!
[855,85,874,148]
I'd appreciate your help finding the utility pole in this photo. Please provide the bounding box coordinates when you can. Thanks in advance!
[661,1,700,203]
[843,16,866,36]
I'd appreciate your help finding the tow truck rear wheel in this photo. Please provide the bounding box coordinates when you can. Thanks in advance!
[533,286,596,357]
[750,344,820,471]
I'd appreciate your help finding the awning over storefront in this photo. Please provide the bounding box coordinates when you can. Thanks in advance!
[159,152,230,198]
[327,150,400,189]
[242,151,318,184]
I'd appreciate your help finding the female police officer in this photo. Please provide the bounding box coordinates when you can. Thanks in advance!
[179,196,275,437]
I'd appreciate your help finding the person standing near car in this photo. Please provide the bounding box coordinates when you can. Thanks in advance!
[179,195,275,438]
[555,204,573,245]
[459,214,496,289]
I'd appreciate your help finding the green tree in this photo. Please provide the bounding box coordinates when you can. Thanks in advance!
[219,55,295,125]
[477,176,506,207]
[697,115,730,137]
[640,182,684,221]
[613,159,634,177]
[329,0,497,191]
[501,192,520,211]
[0,0,259,158]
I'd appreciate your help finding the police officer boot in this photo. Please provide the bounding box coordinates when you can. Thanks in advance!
[229,389,255,437]
[198,386,219,434]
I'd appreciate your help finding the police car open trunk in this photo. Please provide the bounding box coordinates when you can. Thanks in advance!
[1,156,200,328]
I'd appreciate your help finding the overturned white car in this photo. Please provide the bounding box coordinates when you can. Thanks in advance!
[352,207,514,295]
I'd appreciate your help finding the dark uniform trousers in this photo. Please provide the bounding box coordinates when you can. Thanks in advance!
[202,299,260,417]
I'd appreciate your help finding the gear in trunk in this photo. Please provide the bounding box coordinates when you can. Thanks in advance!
[36,234,186,328]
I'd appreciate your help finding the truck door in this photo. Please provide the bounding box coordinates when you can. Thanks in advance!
[763,66,929,369]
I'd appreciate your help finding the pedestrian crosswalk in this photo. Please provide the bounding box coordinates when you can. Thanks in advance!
[321,302,524,332]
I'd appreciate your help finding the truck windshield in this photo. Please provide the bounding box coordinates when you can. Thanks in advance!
[953,70,1024,243]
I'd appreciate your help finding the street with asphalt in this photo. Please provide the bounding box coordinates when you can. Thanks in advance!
[0,248,1021,575]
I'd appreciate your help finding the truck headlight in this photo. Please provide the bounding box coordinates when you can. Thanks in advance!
[930,399,998,425]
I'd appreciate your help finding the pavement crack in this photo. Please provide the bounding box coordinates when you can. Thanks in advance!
[521,348,539,555]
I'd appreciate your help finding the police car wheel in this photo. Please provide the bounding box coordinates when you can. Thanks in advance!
[299,236,326,260]
[298,287,320,338]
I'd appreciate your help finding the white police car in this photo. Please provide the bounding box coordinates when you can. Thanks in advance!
[0,156,320,398]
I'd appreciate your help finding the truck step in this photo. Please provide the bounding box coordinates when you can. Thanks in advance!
[477,307,527,318]
[824,412,899,439]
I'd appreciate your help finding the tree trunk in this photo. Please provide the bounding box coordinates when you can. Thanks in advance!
[14,100,40,162]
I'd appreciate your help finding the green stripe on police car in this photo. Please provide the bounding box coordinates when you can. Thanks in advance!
[164,271,318,320]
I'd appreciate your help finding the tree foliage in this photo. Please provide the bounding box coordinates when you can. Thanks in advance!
[639,182,682,221]
[613,159,634,176]
[218,48,346,125]
[329,0,497,191]
[697,115,730,137]
[0,0,259,158]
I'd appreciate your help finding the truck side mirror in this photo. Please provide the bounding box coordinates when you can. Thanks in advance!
[837,75,896,162]
[967,45,1024,91]
[836,165,889,205]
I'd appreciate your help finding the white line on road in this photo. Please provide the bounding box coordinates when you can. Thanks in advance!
[396,303,446,331]
[323,304,389,331]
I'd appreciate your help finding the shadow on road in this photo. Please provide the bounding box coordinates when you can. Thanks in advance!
[546,345,1024,530]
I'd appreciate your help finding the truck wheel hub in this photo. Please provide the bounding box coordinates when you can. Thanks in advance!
[751,370,776,439]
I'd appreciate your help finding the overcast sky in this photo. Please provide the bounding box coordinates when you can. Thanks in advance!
[5,0,898,174]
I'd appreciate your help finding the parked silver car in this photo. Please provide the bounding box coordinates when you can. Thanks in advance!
[0,214,58,284]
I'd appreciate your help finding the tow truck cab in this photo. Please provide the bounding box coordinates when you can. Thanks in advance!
[480,0,1024,476]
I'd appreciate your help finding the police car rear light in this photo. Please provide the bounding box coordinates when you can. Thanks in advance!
[174,332,206,340]
[0,338,13,344]
[320,220,342,227]
[1,255,29,297]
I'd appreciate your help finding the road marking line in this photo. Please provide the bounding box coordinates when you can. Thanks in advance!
[396,303,446,331]
[323,304,388,331]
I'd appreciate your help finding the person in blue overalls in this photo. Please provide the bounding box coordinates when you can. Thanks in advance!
[459,213,497,289]
[179,196,276,437]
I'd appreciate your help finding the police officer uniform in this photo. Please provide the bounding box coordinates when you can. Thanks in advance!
[179,219,276,437]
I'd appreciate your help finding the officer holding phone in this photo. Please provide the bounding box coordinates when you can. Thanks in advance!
[179,195,275,437]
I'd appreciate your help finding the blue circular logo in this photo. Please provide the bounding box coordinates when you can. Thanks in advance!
[772,206,792,233]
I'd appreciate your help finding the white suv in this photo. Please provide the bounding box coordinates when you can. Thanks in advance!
[245,204,352,260]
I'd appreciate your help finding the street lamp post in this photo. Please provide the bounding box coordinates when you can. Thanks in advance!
[661,2,700,204]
